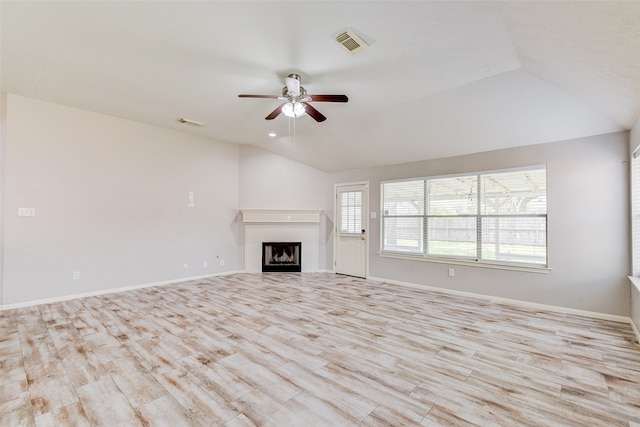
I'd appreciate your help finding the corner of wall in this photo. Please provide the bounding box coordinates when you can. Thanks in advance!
[631,116,640,155]
[238,145,333,272]
[0,92,6,307]
[631,280,640,345]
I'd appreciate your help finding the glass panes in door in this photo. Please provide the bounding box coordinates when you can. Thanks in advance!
[338,190,362,235]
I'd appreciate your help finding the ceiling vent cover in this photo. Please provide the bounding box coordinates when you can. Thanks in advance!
[334,28,369,55]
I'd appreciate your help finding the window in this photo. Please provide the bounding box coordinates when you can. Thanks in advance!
[632,153,640,276]
[338,189,363,235]
[381,166,547,268]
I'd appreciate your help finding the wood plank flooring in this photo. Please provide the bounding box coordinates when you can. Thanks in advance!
[1,273,640,426]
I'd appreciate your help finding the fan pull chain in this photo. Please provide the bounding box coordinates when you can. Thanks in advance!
[288,116,296,144]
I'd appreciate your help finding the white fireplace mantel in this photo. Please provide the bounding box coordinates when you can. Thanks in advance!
[241,210,323,273]
[241,209,322,223]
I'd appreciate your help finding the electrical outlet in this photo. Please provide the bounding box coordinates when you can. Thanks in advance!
[220,259,225,266]
[73,271,80,280]
[183,263,188,270]
[448,268,455,277]
[203,261,208,268]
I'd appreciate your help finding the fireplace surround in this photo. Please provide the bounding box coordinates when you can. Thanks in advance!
[241,209,322,273]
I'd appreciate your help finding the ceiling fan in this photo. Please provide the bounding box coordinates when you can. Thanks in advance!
[238,73,348,122]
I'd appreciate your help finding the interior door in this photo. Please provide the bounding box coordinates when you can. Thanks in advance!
[335,183,368,278]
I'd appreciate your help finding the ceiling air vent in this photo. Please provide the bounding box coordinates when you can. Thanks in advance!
[334,28,369,55]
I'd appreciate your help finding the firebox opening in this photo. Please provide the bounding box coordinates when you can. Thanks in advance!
[262,242,301,272]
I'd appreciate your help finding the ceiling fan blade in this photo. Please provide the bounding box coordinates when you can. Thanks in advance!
[308,94,348,102]
[238,94,280,99]
[302,102,327,122]
[265,103,286,120]
[238,93,287,99]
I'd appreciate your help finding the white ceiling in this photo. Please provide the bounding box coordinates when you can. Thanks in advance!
[2,1,639,172]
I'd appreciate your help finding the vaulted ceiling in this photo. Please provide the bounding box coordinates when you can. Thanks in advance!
[2,1,639,172]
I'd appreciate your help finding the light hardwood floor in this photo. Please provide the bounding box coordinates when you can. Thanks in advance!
[1,273,639,426]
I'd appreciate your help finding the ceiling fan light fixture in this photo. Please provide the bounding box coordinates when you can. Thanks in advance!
[282,101,306,118]
[239,73,346,122]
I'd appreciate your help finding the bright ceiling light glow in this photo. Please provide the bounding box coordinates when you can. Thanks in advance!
[282,101,306,118]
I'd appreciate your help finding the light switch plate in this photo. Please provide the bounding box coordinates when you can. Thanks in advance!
[18,208,36,217]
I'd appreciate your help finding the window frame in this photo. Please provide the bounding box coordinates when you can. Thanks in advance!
[380,165,548,271]
[631,153,640,277]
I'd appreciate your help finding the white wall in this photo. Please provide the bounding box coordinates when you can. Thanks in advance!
[238,145,330,271]
[2,94,240,305]
[1,94,633,318]
[329,132,630,316]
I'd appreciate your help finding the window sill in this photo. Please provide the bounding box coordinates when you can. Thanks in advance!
[628,276,640,293]
[378,252,551,274]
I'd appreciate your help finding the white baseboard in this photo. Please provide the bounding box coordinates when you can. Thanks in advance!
[0,270,244,310]
[368,275,632,325]
[5,272,638,343]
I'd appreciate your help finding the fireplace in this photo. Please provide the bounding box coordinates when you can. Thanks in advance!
[242,210,321,273]
[262,242,301,272]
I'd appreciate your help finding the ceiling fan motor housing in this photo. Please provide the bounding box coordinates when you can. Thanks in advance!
[282,85,307,99]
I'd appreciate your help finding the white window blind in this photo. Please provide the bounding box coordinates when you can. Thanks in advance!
[382,180,424,253]
[338,189,362,234]
[381,166,547,267]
